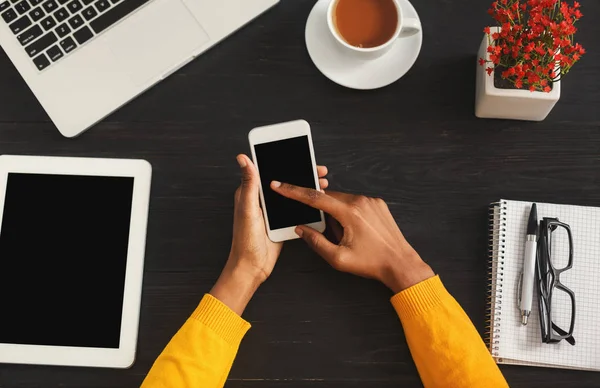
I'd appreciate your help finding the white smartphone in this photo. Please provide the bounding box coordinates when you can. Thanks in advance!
[249,120,326,242]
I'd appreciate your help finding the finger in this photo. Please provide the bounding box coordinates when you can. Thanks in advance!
[271,181,348,221]
[326,191,357,204]
[296,225,340,263]
[236,154,260,209]
[317,165,328,178]
[319,178,329,190]
[234,187,242,204]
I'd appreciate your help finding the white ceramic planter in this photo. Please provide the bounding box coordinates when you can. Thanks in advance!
[475,27,560,121]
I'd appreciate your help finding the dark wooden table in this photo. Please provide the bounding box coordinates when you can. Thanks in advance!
[1,0,599,387]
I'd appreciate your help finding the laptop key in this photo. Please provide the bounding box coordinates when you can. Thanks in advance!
[14,0,29,13]
[53,7,67,21]
[28,0,42,5]
[40,14,55,29]
[81,0,92,5]
[54,21,68,36]
[0,1,9,11]
[90,0,149,33]
[1,7,17,22]
[81,5,95,19]
[1,7,18,22]
[109,0,119,4]
[65,0,79,12]
[41,0,56,12]
[9,14,30,33]
[67,12,81,28]
[32,53,50,70]
[94,0,108,12]
[73,25,92,44]
[17,23,42,44]
[24,31,56,56]
[59,35,76,52]
[29,6,43,20]
[46,44,62,61]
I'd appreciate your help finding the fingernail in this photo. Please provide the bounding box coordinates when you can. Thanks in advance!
[295,227,303,237]
[237,156,247,168]
[271,180,281,188]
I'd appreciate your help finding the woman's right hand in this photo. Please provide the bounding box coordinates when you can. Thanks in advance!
[270,182,434,293]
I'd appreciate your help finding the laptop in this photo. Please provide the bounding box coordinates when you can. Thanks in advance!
[0,0,279,137]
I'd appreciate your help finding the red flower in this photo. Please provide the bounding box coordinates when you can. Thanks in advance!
[544,86,551,93]
[482,0,584,90]
[529,85,536,92]
[524,43,535,53]
[479,58,486,66]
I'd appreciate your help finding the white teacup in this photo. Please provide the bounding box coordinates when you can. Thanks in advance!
[327,0,421,60]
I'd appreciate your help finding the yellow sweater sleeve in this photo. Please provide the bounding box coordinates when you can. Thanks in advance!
[391,276,508,388]
[141,294,250,388]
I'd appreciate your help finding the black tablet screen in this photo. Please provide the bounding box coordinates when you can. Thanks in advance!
[0,173,134,349]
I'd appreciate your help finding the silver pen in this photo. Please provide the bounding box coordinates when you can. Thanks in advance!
[519,204,538,325]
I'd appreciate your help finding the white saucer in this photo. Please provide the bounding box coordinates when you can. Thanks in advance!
[305,0,423,90]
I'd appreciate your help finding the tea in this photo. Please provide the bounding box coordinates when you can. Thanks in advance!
[333,0,399,49]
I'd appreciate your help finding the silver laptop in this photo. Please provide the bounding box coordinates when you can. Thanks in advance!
[0,0,278,137]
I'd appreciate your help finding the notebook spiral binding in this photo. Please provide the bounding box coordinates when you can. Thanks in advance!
[486,201,507,358]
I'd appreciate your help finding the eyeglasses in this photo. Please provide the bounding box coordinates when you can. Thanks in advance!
[536,217,576,346]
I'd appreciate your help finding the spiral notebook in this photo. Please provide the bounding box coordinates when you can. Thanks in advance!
[488,200,600,371]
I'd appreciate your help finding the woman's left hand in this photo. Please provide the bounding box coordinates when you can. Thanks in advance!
[210,154,329,314]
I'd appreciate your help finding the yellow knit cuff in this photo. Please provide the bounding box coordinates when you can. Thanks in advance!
[390,275,449,319]
[190,294,251,347]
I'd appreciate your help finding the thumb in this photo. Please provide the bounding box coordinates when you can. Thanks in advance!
[236,154,260,208]
[296,225,340,265]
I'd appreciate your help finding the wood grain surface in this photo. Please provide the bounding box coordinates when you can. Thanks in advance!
[0,0,599,387]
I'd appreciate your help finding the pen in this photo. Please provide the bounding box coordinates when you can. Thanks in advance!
[520,203,538,325]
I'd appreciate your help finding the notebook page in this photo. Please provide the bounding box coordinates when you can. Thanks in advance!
[497,200,600,370]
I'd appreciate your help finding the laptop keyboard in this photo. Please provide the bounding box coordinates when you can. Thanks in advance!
[1,0,150,71]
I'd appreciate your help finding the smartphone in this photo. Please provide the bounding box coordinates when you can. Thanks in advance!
[249,120,326,242]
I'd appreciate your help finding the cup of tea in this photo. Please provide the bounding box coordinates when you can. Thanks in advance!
[327,0,421,60]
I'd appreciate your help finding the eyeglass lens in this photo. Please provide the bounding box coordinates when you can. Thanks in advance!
[548,224,570,271]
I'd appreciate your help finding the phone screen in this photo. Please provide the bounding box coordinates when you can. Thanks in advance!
[254,135,321,230]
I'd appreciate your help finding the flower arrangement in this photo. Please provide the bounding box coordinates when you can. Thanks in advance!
[479,0,585,92]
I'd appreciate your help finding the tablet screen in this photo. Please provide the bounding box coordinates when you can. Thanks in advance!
[0,173,134,349]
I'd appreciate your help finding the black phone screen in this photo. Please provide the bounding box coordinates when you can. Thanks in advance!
[254,136,321,230]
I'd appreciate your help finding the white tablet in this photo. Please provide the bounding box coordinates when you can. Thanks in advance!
[0,155,152,369]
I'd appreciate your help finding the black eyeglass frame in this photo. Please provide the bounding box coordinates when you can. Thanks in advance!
[536,217,576,346]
